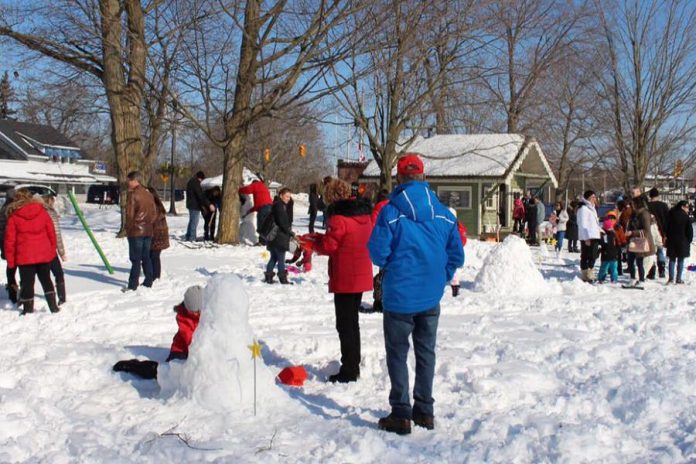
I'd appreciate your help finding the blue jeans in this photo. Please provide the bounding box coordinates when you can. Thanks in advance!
[185,209,201,241]
[598,260,618,282]
[555,231,565,251]
[669,257,685,282]
[128,237,153,290]
[266,247,286,273]
[383,305,440,419]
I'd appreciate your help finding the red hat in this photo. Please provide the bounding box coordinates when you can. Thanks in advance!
[397,154,424,175]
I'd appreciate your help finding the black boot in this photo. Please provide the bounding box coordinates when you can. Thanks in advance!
[646,265,656,280]
[263,271,275,284]
[451,284,460,297]
[20,299,34,316]
[46,291,60,313]
[658,261,666,279]
[56,282,66,305]
[277,271,293,285]
[6,283,18,304]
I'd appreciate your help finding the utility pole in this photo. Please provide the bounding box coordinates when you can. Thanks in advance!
[168,100,178,215]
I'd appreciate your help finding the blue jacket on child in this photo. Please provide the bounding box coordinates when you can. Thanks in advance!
[368,180,464,313]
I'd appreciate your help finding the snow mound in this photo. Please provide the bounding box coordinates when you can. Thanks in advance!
[158,273,283,412]
[473,235,545,296]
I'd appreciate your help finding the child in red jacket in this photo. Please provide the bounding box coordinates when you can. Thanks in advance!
[113,285,203,379]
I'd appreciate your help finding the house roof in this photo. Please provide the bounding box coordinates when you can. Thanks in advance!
[0,120,80,160]
[0,158,116,185]
[361,134,556,185]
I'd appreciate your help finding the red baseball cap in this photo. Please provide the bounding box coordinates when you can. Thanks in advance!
[397,153,424,175]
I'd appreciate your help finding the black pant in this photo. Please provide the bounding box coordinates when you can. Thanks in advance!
[308,210,317,233]
[49,256,64,285]
[18,263,54,302]
[528,221,537,243]
[568,239,578,252]
[150,250,162,280]
[580,240,599,270]
[6,264,17,287]
[203,211,217,241]
[334,293,362,377]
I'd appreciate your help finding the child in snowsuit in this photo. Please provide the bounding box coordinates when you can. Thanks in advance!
[285,232,321,272]
[112,285,204,379]
[597,214,620,283]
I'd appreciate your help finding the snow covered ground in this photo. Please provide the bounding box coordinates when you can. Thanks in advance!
[1,200,696,463]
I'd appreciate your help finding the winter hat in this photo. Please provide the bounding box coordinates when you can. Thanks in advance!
[397,153,424,175]
[183,285,204,312]
[648,187,659,198]
[323,178,351,204]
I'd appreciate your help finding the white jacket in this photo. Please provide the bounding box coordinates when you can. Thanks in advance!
[576,199,601,241]
[556,209,569,232]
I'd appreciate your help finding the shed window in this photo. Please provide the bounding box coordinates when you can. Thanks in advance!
[437,186,472,210]
[482,183,496,210]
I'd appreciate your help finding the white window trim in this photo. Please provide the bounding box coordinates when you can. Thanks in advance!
[437,185,472,210]
[481,182,497,210]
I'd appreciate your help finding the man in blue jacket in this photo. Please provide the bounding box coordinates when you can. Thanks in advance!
[368,154,464,435]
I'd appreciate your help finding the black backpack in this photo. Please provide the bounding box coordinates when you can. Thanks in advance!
[257,211,279,243]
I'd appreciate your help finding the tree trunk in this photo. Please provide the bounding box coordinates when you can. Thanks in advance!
[217,135,245,244]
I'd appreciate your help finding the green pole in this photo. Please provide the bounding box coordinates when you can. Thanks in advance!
[68,191,115,274]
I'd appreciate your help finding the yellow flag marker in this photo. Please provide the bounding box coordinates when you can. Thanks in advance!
[248,338,262,416]
[248,339,262,359]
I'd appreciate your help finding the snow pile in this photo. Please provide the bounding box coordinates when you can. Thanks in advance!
[473,234,545,296]
[158,273,283,412]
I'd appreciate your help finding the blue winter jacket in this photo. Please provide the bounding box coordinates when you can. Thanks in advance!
[368,180,464,313]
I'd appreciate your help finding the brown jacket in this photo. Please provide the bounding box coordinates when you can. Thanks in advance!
[630,207,656,257]
[151,197,170,251]
[126,185,157,237]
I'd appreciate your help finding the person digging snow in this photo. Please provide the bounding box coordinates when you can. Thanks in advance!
[112,285,204,379]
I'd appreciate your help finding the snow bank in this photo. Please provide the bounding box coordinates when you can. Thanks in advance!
[158,273,283,412]
[473,235,545,296]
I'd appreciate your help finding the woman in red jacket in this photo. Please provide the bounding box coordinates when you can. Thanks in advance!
[315,178,373,383]
[3,188,58,315]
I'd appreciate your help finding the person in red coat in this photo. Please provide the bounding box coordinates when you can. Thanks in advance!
[315,178,373,383]
[3,188,58,315]
[239,174,273,234]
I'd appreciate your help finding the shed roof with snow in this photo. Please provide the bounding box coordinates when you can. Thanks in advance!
[361,133,557,187]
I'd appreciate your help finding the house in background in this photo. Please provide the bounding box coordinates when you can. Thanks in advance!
[359,134,558,237]
[0,120,116,199]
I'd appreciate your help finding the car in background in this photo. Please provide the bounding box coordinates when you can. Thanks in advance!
[0,184,57,208]
[87,185,120,205]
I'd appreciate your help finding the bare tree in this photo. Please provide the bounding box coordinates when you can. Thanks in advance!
[172,0,364,243]
[0,0,189,233]
[329,0,480,190]
[478,0,586,134]
[596,0,696,190]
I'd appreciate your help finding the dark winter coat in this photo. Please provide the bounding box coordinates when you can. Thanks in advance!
[308,191,319,214]
[238,180,272,213]
[267,198,293,251]
[666,207,693,259]
[599,229,620,261]
[525,200,538,227]
[565,207,578,240]
[3,202,57,269]
[315,199,373,294]
[628,207,655,257]
[151,197,170,252]
[286,198,294,226]
[0,202,11,259]
[167,303,200,361]
[186,176,210,211]
[126,185,157,238]
[648,200,669,240]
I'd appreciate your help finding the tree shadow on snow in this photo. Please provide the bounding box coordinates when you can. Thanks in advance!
[260,342,375,429]
[79,263,131,273]
[64,267,125,287]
